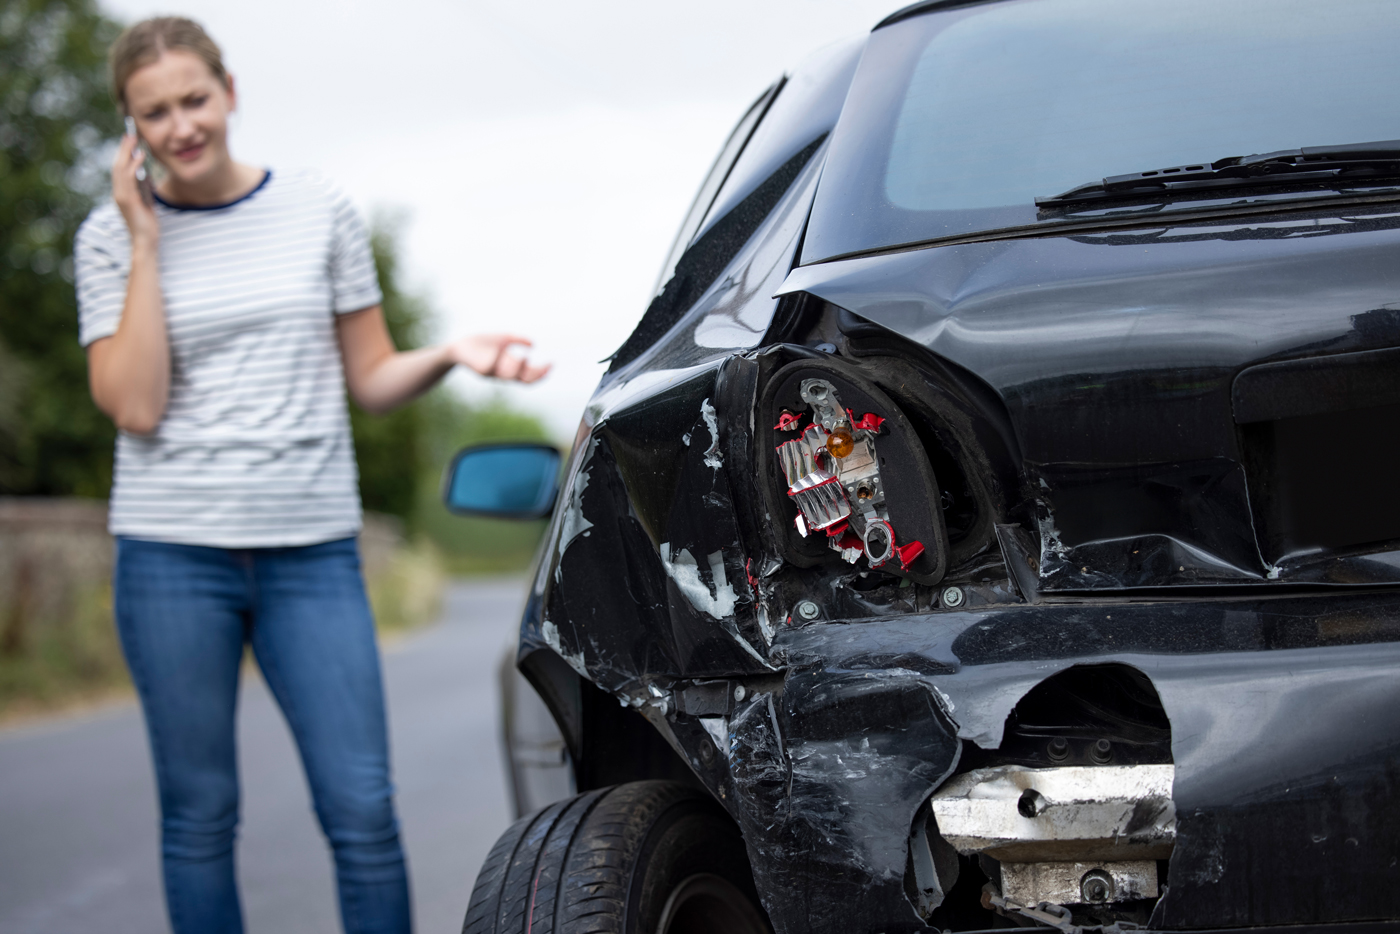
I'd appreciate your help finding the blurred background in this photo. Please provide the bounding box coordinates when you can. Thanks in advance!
[0,0,898,929]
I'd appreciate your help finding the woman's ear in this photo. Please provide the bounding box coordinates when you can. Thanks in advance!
[224,72,238,113]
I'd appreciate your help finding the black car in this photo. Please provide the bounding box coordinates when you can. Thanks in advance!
[446,1,1400,932]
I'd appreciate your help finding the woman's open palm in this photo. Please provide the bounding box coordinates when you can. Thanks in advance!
[446,333,551,383]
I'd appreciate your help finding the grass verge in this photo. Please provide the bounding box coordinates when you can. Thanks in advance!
[0,538,459,727]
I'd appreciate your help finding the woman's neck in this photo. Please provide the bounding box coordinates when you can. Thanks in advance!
[157,159,265,208]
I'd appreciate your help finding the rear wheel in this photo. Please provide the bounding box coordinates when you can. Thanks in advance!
[463,780,770,934]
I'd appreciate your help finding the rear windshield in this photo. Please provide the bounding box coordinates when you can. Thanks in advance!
[802,0,1400,263]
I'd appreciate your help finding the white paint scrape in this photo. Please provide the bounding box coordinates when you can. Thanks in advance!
[700,398,723,470]
[659,543,738,619]
[540,619,590,677]
[699,716,730,760]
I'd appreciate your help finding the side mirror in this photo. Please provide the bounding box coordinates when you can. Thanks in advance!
[442,443,562,519]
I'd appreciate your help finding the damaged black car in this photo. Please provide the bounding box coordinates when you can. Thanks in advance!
[448,1,1400,932]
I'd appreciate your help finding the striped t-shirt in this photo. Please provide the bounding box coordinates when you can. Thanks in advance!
[74,169,382,548]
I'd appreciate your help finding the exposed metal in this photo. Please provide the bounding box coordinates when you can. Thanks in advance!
[929,764,1176,861]
[1001,860,1158,906]
[774,379,922,570]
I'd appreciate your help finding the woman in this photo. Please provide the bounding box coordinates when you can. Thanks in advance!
[74,17,546,934]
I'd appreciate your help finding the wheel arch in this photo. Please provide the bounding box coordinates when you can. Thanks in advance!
[515,646,702,807]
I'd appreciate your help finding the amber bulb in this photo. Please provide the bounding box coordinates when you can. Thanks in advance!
[826,427,855,459]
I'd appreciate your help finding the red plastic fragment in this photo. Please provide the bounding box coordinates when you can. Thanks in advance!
[824,519,850,539]
[896,540,925,570]
[774,411,805,432]
[836,530,864,552]
[746,558,759,591]
[847,410,886,432]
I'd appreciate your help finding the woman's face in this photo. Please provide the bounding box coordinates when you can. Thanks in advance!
[123,50,236,188]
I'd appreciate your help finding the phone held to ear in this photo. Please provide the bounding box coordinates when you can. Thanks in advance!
[124,116,155,208]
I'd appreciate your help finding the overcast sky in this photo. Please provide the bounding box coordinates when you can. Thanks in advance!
[99,0,901,435]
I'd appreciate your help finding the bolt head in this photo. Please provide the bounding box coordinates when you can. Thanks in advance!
[1091,738,1113,763]
[795,600,820,620]
[733,684,747,702]
[941,586,965,608]
[1080,869,1115,904]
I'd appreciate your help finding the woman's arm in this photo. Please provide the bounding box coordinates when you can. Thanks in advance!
[86,134,170,436]
[336,305,550,415]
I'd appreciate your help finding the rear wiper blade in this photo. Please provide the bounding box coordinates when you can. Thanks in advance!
[1037,140,1400,207]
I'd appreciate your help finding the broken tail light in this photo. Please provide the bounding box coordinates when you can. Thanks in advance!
[760,360,948,584]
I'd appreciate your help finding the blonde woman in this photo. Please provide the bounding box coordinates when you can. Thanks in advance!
[75,17,546,934]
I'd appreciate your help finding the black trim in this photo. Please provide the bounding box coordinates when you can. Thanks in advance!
[690,79,787,256]
[799,189,1400,267]
[154,169,272,211]
[874,0,1007,31]
[1233,346,1400,425]
[607,135,827,374]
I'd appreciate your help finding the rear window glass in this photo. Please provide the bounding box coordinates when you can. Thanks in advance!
[802,0,1400,263]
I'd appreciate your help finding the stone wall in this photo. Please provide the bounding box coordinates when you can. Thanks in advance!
[0,497,111,656]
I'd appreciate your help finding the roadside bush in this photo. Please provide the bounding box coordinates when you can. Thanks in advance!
[0,580,125,721]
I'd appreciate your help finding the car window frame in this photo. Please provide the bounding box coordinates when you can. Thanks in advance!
[649,80,784,298]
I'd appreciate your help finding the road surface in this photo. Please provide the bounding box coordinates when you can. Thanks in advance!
[0,577,525,933]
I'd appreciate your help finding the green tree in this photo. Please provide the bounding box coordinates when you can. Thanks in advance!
[350,214,430,522]
[414,389,555,571]
[0,0,122,496]
[353,217,555,553]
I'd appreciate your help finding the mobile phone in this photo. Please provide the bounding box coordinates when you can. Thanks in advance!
[124,116,155,207]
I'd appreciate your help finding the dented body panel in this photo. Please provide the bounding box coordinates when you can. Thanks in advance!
[497,4,1400,932]
[778,214,1400,589]
[520,354,1400,930]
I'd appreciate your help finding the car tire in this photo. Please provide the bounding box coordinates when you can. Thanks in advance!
[463,780,771,934]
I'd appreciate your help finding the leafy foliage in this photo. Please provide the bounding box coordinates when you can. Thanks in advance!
[349,215,432,522]
[0,0,122,496]
[354,216,555,554]
[415,390,554,571]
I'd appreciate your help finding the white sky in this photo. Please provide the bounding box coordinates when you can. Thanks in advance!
[99,0,900,436]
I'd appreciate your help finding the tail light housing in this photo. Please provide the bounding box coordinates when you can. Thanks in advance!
[759,359,947,584]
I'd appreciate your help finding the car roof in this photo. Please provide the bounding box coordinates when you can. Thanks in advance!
[875,0,1011,30]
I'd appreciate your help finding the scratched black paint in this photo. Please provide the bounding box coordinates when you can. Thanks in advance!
[491,6,1400,932]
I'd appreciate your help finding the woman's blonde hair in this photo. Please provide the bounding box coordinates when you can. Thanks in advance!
[108,17,228,114]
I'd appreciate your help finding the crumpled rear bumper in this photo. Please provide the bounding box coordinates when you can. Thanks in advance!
[684,595,1400,932]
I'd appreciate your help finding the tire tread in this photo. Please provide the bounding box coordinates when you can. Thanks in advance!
[462,781,762,934]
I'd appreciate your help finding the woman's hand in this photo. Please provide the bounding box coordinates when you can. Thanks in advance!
[112,133,160,247]
[337,311,551,415]
[445,334,551,383]
[87,132,169,435]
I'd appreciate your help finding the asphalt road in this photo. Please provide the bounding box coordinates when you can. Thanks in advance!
[0,577,525,934]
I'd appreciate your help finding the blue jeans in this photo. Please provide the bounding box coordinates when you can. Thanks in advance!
[114,536,412,934]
